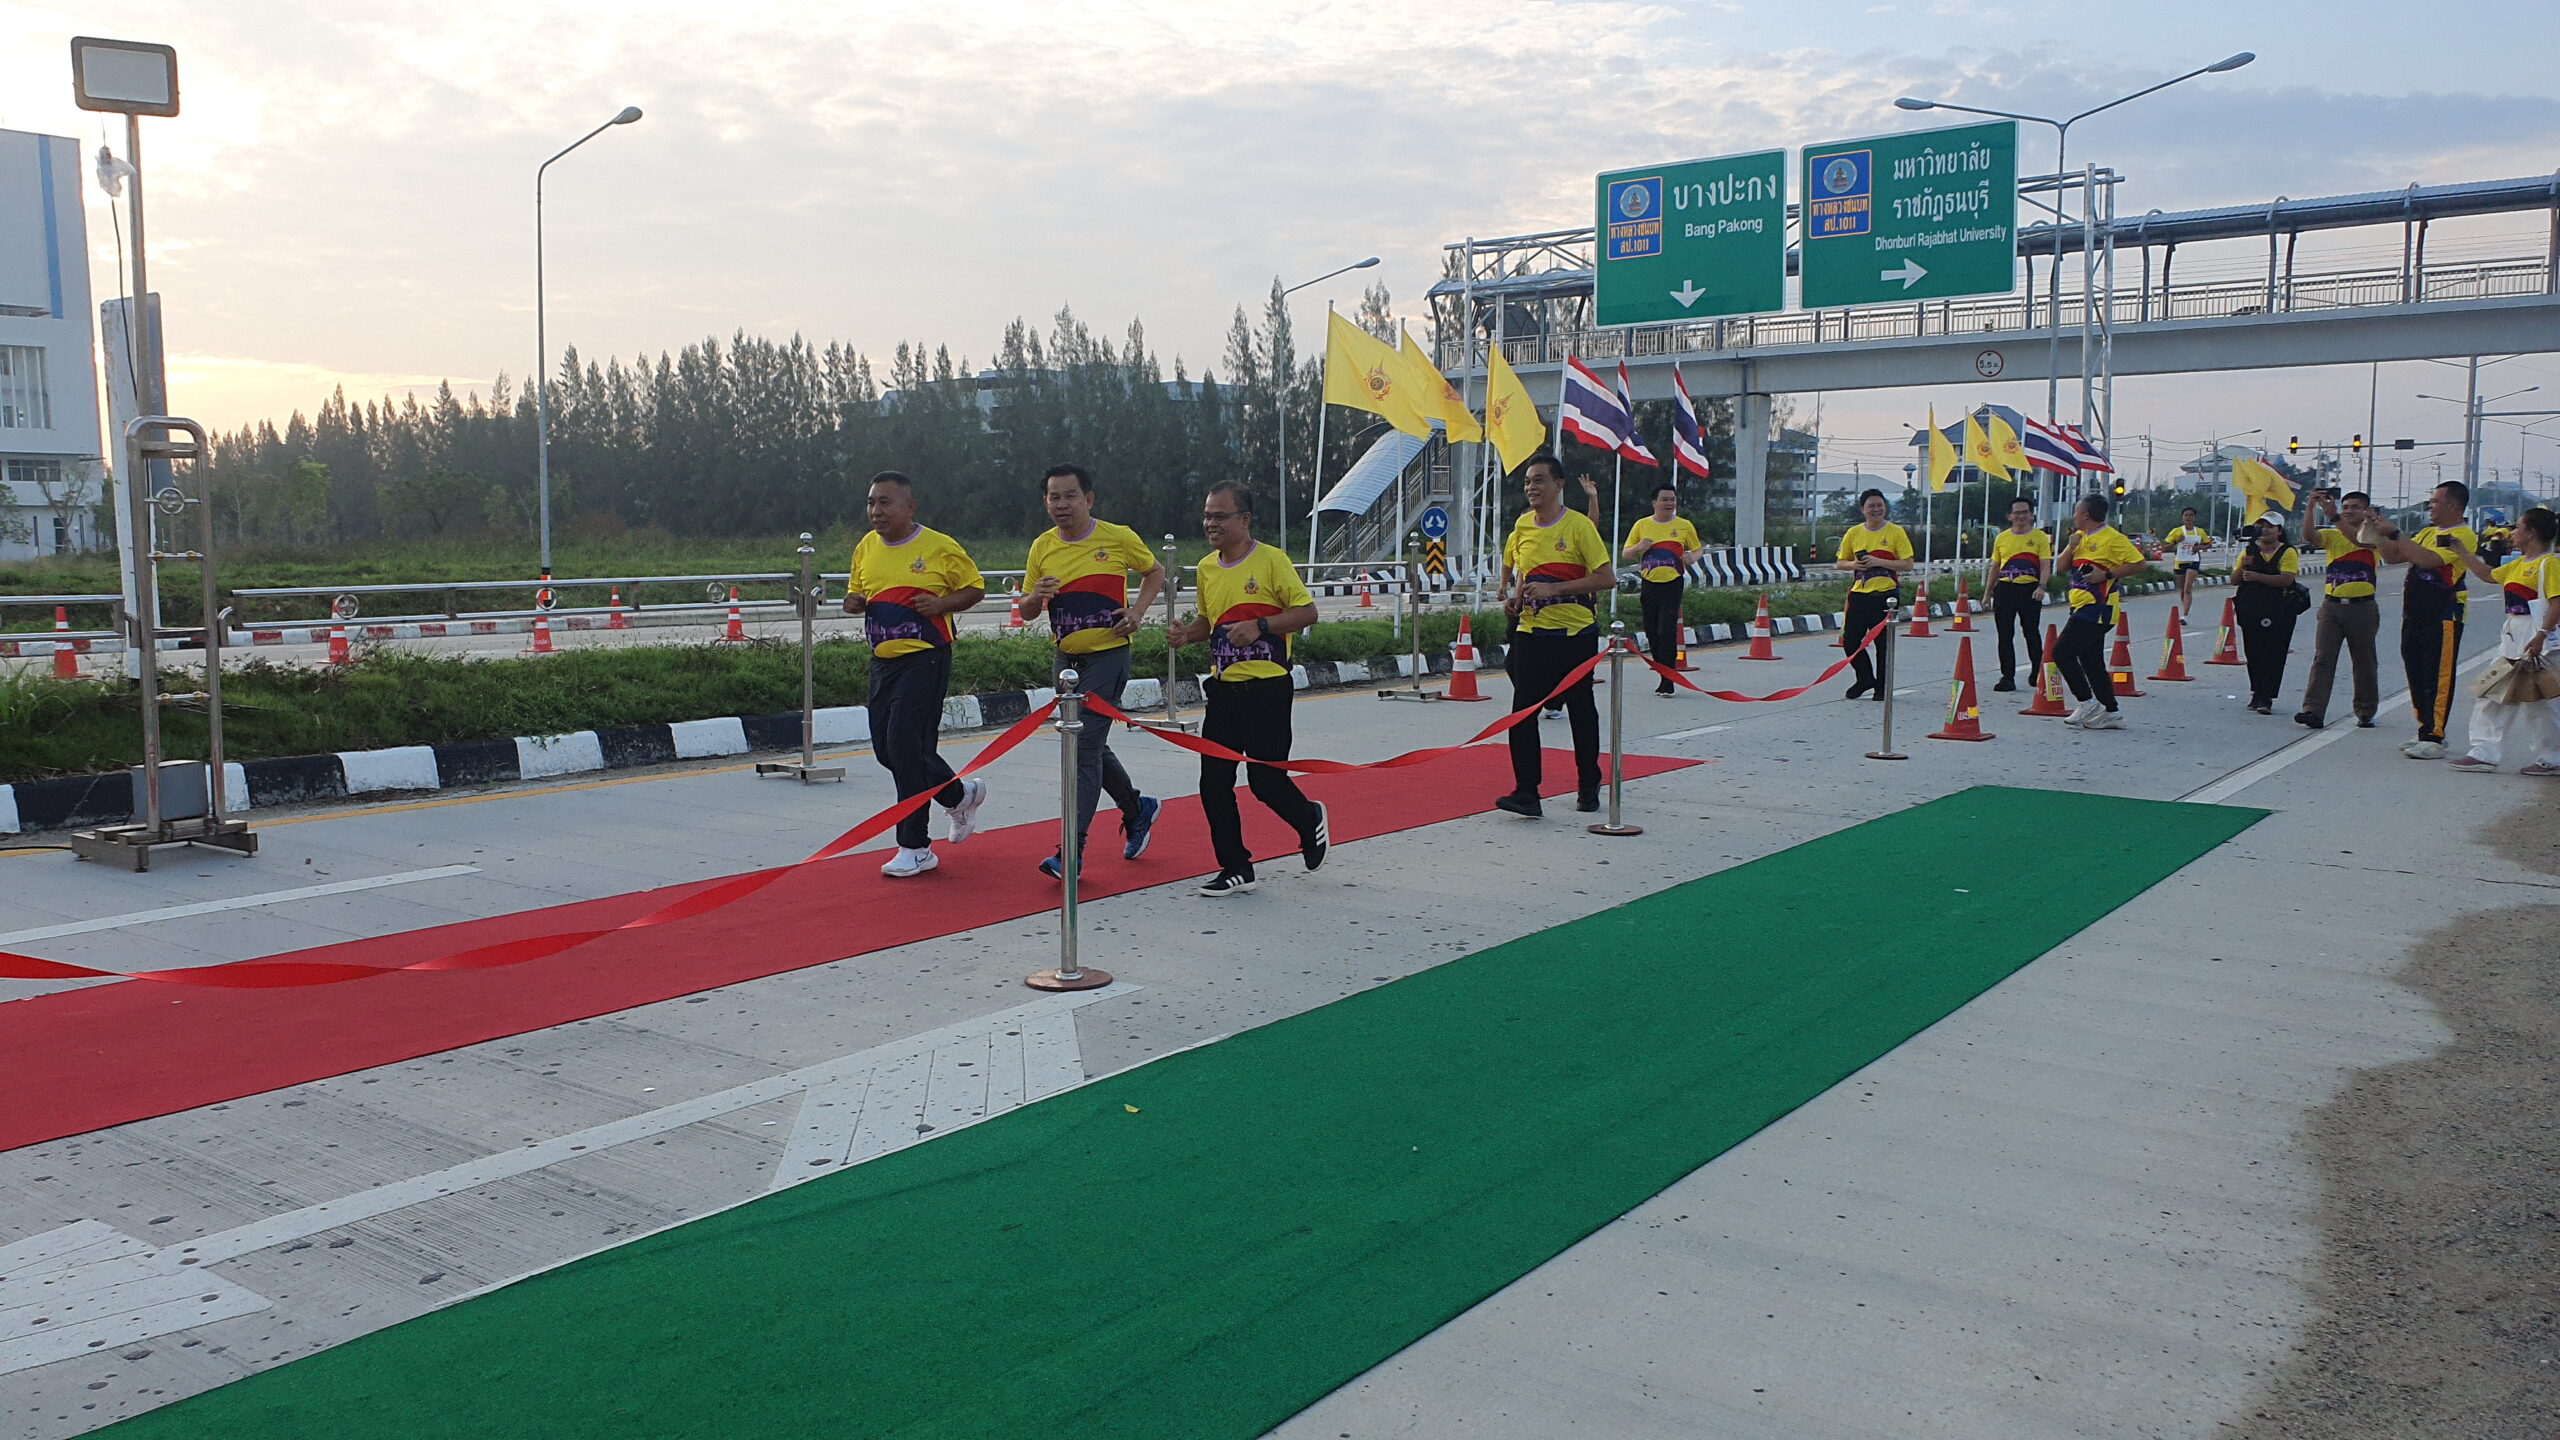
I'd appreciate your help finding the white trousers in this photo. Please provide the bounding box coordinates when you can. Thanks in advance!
[2464,612,2560,767]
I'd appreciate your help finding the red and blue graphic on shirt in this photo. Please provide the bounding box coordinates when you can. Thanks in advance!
[2505,577,2541,617]
[2070,561,2115,605]
[1207,600,1285,673]
[864,587,953,650]
[1641,541,1685,574]
[1997,550,2043,583]
[2404,549,2465,622]
[1522,560,1590,615]
[1850,550,1899,586]
[1047,573,1126,640]
[2324,547,2375,591]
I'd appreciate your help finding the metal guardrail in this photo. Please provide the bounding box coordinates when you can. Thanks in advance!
[0,592,126,646]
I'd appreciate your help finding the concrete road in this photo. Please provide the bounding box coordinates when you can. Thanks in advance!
[0,578,2530,1438]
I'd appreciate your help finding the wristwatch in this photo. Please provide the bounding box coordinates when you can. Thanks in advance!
[1255,616,1272,639]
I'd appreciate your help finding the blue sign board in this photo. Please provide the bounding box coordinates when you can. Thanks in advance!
[1805,148,1872,239]
[1418,504,1450,540]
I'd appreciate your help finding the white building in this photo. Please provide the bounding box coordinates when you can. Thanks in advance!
[0,128,104,562]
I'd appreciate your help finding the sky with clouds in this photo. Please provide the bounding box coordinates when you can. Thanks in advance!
[4,0,2557,491]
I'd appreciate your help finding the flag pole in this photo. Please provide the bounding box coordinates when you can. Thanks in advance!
[1308,301,1332,570]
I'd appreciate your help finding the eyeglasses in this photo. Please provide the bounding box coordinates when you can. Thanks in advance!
[1201,510,1242,522]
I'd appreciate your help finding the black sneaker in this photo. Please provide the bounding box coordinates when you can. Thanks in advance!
[1541,706,1564,720]
[1299,802,1329,873]
[1655,681,1675,697]
[1844,680,1873,700]
[1493,791,1543,818]
[1991,677,2017,693]
[1197,869,1257,897]
[1575,788,1602,813]
[2355,715,2377,728]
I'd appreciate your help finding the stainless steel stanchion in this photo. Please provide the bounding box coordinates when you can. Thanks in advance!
[1028,669,1112,991]
[1588,621,1643,836]
[759,533,846,784]
[1865,596,1909,761]
[1378,546,1440,702]
[1148,534,1195,732]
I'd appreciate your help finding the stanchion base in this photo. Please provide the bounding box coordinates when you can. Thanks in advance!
[1863,750,1909,761]
[755,761,847,784]
[1024,966,1114,992]
[68,821,259,873]
[1587,822,1644,836]
[1376,685,1442,702]
[1136,717,1199,733]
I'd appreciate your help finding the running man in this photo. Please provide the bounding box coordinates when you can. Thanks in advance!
[1988,496,2052,692]
[1018,463,1164,880]
[1832,488,1913,701]
[2053,494,2148,730]
[1163,482,1327,896]
[1622,483,1703,697]
[2371,480,2478,759]
[1544,474,1610,717]
[2164,507,2211,616]
[2294,486,2382,730]
[1498,454,1615,817]
[843,471,988,877]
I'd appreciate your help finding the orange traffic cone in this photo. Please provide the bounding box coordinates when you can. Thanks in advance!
[1905,586,1935,638]
[2149,606,2194,681]
[1444,614,1490,701]
[1673,629,1697,672]
[1929,635,1995,741]
[2107,609,2146,696]
[1358,572,1375,608]
[1741,594,1780,660]
[722,585,747,642]
[327,621,351,666]
[2205,597,2243,666]
[608,586,628,630]
[1005,585,1025,631]
[1949,573,1975,632]
[529,612,555,655]
[51,606,78,679]
[2021,624,2071,716]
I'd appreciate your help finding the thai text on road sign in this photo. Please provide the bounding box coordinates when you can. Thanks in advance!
[1799,120,2017,308]
[1594,150,1787,326]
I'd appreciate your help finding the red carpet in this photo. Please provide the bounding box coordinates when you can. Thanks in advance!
[3,749,1693,1152]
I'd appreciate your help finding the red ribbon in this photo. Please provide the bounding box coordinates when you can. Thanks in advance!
[1633,619,1892,703]
[0,700,1063,989]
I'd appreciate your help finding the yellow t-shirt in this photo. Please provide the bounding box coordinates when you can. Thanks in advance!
[1024,519,1158,656]
[1990,528,2052,587]
[1835,522,1913,594]
[2313,527,2378,599]
[2164,525,2210,565]
[2064,525,2146,611]
[1506,508,1613,634]
[2233,543,2300,578]
[1624,515,1701,584]
[1192,540,1311,682]
[2403,525,2477,624]
[2493,553,2555,617]
[850,525,984,660]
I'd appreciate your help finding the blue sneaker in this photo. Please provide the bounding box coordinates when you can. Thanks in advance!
[1121,795,1161,860]
[1037,852,1080,882]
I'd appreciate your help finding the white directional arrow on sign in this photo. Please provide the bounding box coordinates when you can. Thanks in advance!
[1669,280,1706,307]
[1881,258,1929,290]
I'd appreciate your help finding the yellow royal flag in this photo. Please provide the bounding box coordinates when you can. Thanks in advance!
[2231,456,2297,524]
[1926,407,1959,491]
[1484,345,1547,471]
[1963,412,2010,482]
[1396,326,1483,443]
[1989,414,2030,475]
[1322,310,1433,439]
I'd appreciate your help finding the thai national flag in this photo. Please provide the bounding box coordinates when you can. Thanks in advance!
[1558,357,1630,455]
[2061,423,2115,474]
[1671,364,1712,481]
[1613,363,1658,466]
[2019,416,2081,476]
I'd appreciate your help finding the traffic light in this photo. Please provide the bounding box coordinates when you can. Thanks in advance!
[2112,481,2127,496]
[2351,434,2364,451]
[2288,435,2300,454]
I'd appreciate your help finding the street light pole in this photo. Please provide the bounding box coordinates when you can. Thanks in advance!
[535,105,642,581]
[1274,257,1379,562]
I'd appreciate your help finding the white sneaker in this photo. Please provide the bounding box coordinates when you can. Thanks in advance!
[2082,709,2124,730]
[2062,699,2097,728]
[881,846,938,878]
[2402,740,2445,761]
[945,778,988,843]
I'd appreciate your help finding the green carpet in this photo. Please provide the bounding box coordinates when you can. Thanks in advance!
[109,785,2258,1439]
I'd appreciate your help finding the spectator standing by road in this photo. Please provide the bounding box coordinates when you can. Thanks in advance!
[2230,517,2305,715]
[2294,487,2383,730]
[1988,496,2051,692]
[2372,480,2478,759]
[2448,506,2560,776]
[843,472,988,878]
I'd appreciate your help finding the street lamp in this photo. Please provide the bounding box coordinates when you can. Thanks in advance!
[1275,256,1379,560]
[535,105,643,581]
[1896,52,2254,432]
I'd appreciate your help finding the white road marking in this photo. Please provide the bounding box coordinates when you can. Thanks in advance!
[0,984,1129,1375]
[1650,724,1732,741]
[2181,650,2496,805]
[0,866,480,946]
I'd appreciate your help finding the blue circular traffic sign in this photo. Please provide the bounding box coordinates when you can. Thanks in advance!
[1419,504,1450,540]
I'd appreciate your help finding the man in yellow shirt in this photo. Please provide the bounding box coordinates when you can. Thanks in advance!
[1621,483,1702,697]
[2293,487,2382,731]
[843,471,988,877]
[2372,479,2478,758]
[1831,488,1914,701]
[1988,496,2052,692]
[1019,463,1166,879]
[2164,508,2212,616]
[2053,494,2148,730]
[1497,454,1616,817]
[1163,481,1326,896]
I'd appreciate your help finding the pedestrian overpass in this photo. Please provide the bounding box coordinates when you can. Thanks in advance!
[1318,173,2560,566]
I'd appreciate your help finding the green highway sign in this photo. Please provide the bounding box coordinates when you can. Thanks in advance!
[1594,149,1786,326]
[1799,120,2017,308]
